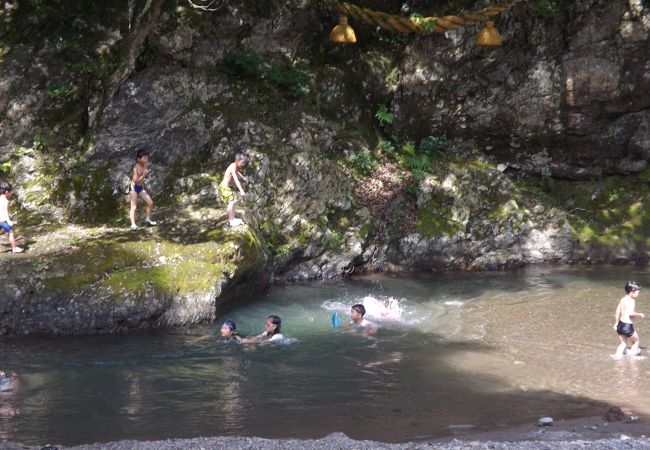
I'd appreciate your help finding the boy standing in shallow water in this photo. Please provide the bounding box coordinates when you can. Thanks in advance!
[220,153,247,227]
[0,182,23,253]
[614,281,645,357]
[129,149,157,230]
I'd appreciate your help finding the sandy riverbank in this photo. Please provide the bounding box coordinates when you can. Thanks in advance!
[5,416,650,450]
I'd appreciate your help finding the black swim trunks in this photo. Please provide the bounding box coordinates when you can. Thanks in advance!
[617,321,635,337]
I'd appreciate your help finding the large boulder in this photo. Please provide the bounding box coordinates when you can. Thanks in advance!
[0,221,267,336]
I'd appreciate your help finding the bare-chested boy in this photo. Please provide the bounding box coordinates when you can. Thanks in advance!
[614,281,645,357]
[219,153,247,227]
[129,149,156,230]
[350,304,377,334]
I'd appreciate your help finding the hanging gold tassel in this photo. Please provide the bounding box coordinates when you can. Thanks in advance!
[476,21,502,47]
[329,15,357,44]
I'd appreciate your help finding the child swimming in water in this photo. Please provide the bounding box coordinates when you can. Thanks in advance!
[361,296,403,320]
[0,371,18,392]
[350,304,376,333]
[240,315,283,343]
[614,281,645,357]
[220,320,241,343]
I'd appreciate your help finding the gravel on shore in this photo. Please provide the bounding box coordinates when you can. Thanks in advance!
[6,432,650,450]
[5,416,650,450]
[49,434,650,450]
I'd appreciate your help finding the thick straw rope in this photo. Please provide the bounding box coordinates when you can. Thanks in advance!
[327,0,522,33]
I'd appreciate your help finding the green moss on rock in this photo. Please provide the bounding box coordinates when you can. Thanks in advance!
[416,201,465,237]
[101,260,230,297]
[40,225,263,300]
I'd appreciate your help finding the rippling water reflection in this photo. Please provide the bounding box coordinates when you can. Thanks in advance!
[1,266,648,445]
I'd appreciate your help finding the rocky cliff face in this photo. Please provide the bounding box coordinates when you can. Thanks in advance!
[392,0,650,179]
[0,0,649,334]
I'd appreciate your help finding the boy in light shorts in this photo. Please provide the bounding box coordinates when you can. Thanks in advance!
[220,153,248,227]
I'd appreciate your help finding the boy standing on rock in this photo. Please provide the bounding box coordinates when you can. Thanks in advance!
[614,281,645,357]
[0,181,24,253]
[219,153,248,227]
[129,149,157,230]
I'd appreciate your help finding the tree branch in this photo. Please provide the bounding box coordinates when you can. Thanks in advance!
[186,0,229,12]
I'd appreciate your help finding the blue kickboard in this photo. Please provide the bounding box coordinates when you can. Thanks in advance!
[331,312,341,328]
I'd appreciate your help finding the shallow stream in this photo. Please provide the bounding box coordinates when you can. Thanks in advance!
[1,266,649,445]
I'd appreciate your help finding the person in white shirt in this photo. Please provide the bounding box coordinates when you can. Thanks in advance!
[241,315,283,344]
[0,182,23,253]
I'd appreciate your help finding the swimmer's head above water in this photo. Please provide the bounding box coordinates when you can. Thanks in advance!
[350,304,366,323]
[265,315,281,337]
[220,320,237,338]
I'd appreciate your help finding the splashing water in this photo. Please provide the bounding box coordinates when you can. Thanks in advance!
[2,266,650,446]
[321,295,415,324]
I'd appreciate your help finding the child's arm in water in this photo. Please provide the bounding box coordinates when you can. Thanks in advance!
[239,332,266,344]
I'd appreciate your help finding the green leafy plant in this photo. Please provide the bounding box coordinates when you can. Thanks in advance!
[608,188,624,203]
[65,61,100,75]
[64,155,84,173]
[378,139,397,157]
[33,135,45,151]
[137,41,159,69]
[349,150,377,176]
[219,52,310,97]
[418,135,447,158]
[269,242,293,258]
[25,0,55,15]
[47,84,73,97]
[407,154,431,182]
[410,12,436,32]
[404,143,434,199]
[316,89,339,110]
[402,141,416,156]
[375,104,395,127]
[530,0,560,18]
[386,66,400,87]
[0,161,11,175]
[266,65,310,97]
[220,52,267,78]
[328,229,343,250]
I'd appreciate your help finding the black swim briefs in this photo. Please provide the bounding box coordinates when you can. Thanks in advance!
[617,321,635,337]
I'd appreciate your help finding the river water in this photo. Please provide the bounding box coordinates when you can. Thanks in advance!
[1,266,649,445]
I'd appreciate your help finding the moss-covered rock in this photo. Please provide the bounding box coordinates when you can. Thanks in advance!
[0,218,267,336]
